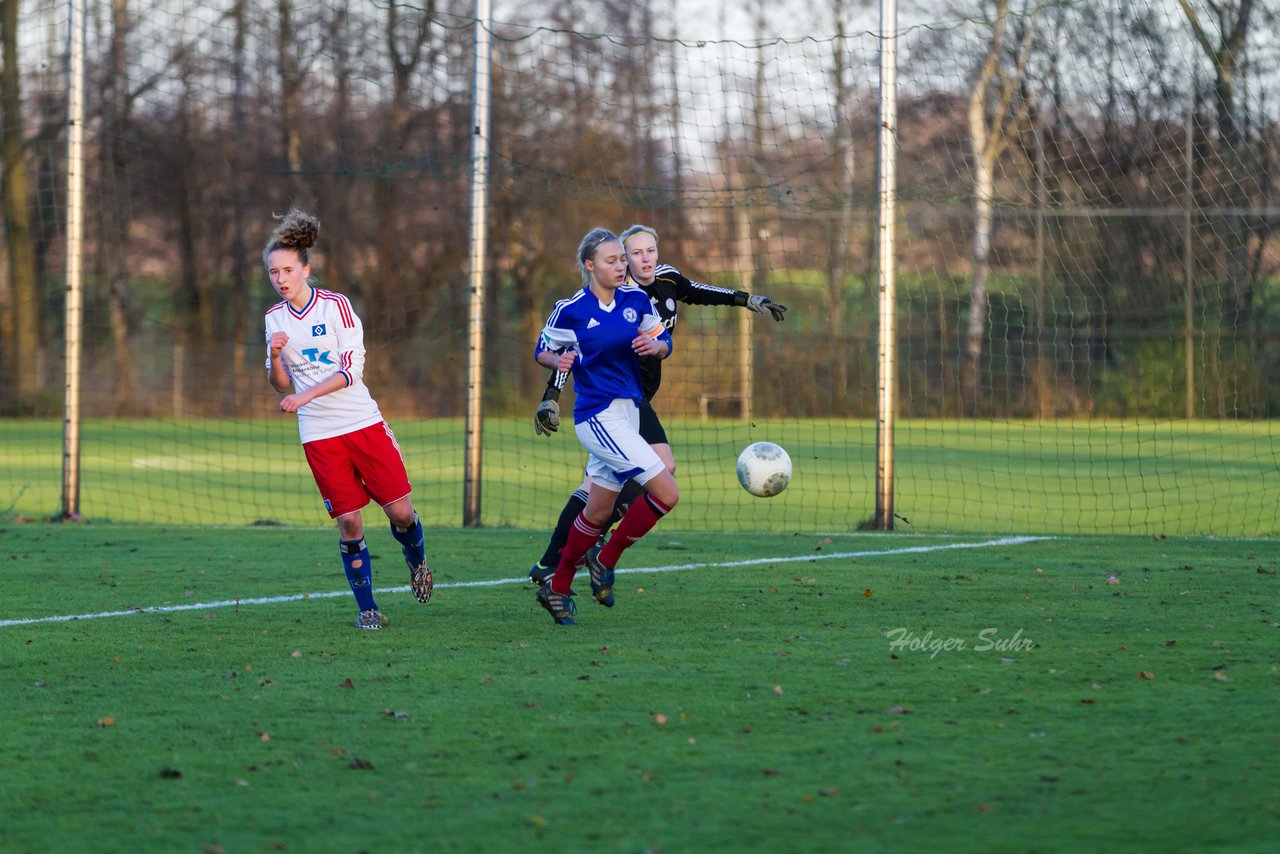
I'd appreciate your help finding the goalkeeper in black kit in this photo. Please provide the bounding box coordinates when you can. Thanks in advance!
[528,223,788,583]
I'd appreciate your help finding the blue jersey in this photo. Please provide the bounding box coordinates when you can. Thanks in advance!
[536,285,672,423]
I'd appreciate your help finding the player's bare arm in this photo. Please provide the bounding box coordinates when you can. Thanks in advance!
[268,331,292,392]
[280,371,348,414]
[536,349,576,373]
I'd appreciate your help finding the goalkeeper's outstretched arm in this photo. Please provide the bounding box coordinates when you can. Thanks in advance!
[658,263,789,321]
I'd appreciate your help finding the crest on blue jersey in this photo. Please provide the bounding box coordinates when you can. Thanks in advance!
[311,324,326,336]
[623,307,638,323]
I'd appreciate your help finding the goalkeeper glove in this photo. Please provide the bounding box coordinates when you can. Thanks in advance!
[534,400,559,435]
[746,294,788,321]
[534,385,561,436]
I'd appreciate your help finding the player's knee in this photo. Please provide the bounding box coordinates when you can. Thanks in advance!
[383,498,416,530]
[336,512,363,541]
[583,506,612,529]
[388,508,416,530]
[651,482,679,510]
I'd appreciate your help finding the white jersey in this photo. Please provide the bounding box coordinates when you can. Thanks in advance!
[264,288,384,443]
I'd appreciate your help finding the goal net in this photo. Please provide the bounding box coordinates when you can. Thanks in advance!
[3,0,1278,535]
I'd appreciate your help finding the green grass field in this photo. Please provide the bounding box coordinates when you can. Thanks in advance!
[3,417,1279,535]
[2,524,1277,852]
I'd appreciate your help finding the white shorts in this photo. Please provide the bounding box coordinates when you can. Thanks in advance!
[575,399,667,491]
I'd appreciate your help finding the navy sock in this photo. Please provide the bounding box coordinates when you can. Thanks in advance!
[340,538,377,611]
[539,489,589,568]
[391,512,426,568]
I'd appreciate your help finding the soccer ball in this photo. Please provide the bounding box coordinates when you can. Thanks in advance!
[736,441,792,498]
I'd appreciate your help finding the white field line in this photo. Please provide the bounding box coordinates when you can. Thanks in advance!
[0,535,1051,628]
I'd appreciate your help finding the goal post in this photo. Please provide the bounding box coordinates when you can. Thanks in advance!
[875,0,898,532]
[59,0,86,522]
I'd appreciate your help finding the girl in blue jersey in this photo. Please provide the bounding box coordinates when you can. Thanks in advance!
[532,227,678,626]
[528,224,787,582]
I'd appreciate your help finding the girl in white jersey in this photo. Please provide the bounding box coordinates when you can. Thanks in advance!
[263,209,433,629]
[531,227,678,626]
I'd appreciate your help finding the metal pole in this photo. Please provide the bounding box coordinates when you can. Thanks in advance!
[463,0,492,527]
[1184,83,1195,420]
[60,0,85,521]
[874,0,898,530]
[1034,110,1047,419]
[736,201,753,422]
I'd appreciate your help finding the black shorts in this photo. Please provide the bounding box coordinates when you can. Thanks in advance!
[638,400,668,446]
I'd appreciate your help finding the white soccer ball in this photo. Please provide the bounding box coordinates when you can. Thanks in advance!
[736,441,792,498]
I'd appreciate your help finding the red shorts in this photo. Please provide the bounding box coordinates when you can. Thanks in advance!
[303,421,412,518]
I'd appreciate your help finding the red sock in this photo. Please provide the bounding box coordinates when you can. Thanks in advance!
[551,514,604,595]
[598,495,671,568]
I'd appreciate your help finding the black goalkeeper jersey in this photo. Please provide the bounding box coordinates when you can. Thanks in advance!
[542,263,746,404]
[632,263,744,401]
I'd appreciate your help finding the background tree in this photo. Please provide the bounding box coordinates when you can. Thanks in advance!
[7,0,1278,422]
[97,0,146,412]
[1,0,42,405]
[961,0,1041,414]
[1176,0,1258,332]
[276,0,303,197]
[820,0,869,403]
[225,0,254,410]
[372,0,434,347]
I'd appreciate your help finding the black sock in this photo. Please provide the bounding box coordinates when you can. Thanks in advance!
[610,479,646,526]
[538,488,588,568]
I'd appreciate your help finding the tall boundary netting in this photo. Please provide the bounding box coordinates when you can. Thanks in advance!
[2,0,1278,535]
